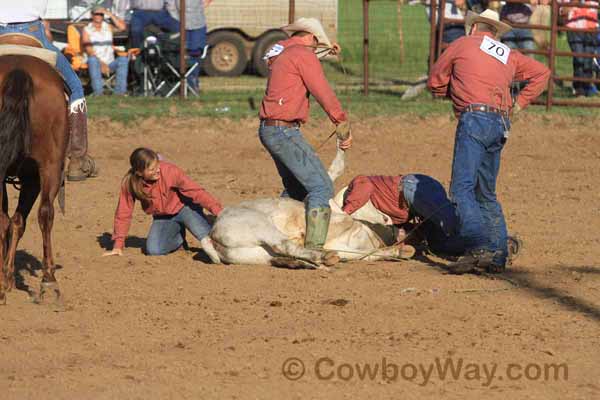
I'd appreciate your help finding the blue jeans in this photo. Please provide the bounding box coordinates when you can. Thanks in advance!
[179,26,207,86]
[402,174,464,256]
[87,56,129,95]
[0,20,84,105]
[567,31,598,95]
[443,25,465,44]
[130,9,180,48]
[258,124,334,210]
[146,204,212,256]
[502,28,536,52]
[450,111,509,265]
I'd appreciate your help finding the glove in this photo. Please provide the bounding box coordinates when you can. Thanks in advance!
[335,120,351,141]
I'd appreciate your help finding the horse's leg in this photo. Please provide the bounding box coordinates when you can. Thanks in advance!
[5,177,40,291]
[2,181,7,214]
[0,183,9,305]
[37,166,62,304]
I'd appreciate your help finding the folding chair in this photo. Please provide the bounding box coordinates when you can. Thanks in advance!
[141,34,208,98]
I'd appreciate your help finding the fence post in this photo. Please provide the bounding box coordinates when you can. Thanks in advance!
[436,0,447,59]
[429,0,437,72]
[179,0,186,99]
[546,0,559,111]
[363,0,369,95]
[397,0,405,65]
[288,0,295,24]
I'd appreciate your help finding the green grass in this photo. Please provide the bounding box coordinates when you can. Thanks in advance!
[338,2,429,82]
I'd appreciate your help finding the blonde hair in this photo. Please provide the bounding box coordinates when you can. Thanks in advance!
[122,147,158,208]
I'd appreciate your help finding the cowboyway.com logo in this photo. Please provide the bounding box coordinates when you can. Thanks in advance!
[281,356,568,386]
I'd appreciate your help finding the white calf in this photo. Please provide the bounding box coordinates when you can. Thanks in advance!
[201,143,412,268]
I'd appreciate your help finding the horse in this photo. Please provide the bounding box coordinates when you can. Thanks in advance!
[0,47,68,305]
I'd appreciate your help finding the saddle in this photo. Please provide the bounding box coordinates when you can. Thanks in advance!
[0,33,57,66]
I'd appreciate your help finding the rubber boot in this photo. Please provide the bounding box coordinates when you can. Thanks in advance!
[66,100,99,181]
[304,207,332,250]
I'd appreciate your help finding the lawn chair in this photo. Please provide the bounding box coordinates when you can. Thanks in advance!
[140,33,208,98]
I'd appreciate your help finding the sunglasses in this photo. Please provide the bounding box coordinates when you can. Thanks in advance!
[92,12,104,16]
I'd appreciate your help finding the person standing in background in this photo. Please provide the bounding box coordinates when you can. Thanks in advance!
[129,0,179,48]
[560,0,599,97]
[166,0,213,91]
[500,0,537,53]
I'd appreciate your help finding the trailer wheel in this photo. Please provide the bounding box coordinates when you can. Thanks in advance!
[204,31,247,77]
[252,30,288,77]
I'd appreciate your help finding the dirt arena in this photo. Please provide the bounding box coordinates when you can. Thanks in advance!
[1,113,599,399]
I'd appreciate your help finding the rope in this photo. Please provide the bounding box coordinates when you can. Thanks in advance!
[324,247,411,262]
[354,202,454,261]
[315,49,354,154]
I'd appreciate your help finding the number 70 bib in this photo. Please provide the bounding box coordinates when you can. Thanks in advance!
[480,35,510,65]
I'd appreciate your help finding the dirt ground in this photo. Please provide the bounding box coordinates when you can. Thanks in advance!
[1,113,599,399]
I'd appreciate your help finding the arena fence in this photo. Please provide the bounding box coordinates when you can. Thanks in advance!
[429,0,600,109]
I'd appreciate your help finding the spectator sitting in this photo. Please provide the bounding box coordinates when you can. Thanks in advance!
[500,0,536,53]
[129,0,179,49]
[82,6,129,96]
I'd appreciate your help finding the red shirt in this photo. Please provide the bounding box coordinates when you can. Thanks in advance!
[112,161,223,249]
[259,36,347,124]
[342,175,410,225]
[428,32,550,115]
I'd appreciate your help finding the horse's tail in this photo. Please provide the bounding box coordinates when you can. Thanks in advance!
[0,69,33,177]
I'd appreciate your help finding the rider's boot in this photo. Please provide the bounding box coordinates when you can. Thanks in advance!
[66,100,98,182]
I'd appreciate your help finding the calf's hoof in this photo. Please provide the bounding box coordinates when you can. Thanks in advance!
[321,251,340,267]
[397,245,416,259]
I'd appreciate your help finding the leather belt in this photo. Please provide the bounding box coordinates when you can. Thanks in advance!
[261,119,300,128]
[464,104,508,117]
[1,20,40,26]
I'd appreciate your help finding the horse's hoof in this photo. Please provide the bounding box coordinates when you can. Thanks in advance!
[0,293,6,306]
[321,251,340,266]
[6,276,15,292]
[37,281,63,309]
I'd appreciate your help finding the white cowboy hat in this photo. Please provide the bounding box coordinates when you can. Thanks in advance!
[465,9,512,38]
[282,17,332,51]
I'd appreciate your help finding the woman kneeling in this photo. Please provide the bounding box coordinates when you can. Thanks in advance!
[103,148,223,257]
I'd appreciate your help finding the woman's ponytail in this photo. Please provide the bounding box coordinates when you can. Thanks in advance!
[122,147,159,208]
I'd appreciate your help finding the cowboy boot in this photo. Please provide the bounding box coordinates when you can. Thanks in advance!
[447,248,495,275]
[67,100,99,181]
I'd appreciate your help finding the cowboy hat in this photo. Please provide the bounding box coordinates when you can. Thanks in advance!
[465,9,512,38]
[282,17,332,51]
